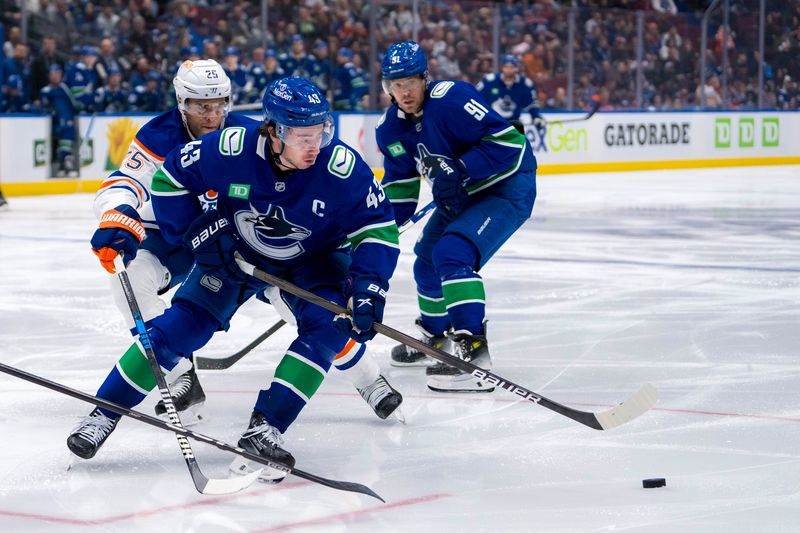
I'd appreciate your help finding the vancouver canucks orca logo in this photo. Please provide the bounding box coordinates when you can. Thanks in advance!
[234,204,311,259]
[414,143,448,182]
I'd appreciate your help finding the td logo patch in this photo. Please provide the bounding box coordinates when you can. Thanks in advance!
[229,183,250,199]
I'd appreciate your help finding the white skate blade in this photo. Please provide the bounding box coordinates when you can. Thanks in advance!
[427,373,496,393]
[389,406,406,424]
[229,455,288,484]
[389,356,435,368]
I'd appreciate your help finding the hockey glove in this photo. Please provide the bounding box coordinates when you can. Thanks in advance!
[183,210,241,278]
[424,155,470,215]
[530,110,547,140]
[91,204,146,273]
[333,279,387,343]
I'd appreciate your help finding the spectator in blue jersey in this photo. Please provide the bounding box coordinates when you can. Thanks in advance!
[40,64,78,177]
[246,48,285,104]
[476,54,546,148]
[279,34,308,77]
[67,76,401,482]
[3,43,31,107]
[332,47,367,111]
[306,39,331,94]
[128,70,164,112]
[92,66,128,113]
[65,46,98,112]
[377,41,537,392]
[1,73,35,112]
[222,46,248,105]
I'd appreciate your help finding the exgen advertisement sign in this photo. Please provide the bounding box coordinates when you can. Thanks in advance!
[714,117,779,148]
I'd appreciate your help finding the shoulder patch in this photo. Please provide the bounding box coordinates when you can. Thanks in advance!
[219,127,245,156]
[386,142,406,157]
[328,145,356,179]
[376,111,387,127]
[430,81,455,99]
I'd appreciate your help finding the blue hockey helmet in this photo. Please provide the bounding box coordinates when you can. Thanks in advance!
[501,54,520,67]
[262,77,334,148]
[381,40,428,81]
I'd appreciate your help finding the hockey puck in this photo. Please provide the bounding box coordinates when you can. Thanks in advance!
[642,478,666,489]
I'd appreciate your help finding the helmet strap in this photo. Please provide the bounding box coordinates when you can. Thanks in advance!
[266,124,298,173]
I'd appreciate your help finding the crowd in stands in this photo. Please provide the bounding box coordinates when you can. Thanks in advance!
[1,0,798,115]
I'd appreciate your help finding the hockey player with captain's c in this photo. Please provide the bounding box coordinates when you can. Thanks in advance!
[377,40,538,392]
[88,60,401,427]
[70,77,401,482]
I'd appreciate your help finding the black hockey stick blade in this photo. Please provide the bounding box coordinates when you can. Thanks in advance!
[547,95,601,125]
[235,253,657,431]
[196,319,287,370]
[0,361,384,502]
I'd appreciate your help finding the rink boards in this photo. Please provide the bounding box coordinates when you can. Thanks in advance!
[1,110,798,196]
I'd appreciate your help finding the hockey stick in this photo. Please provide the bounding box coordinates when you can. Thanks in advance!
[398,200,435,233]
[0,361,384,502]
[112,255,263,494]
[196,319,287,370]
[546,95,601,125]
[234,253,657,431]
[196,202,435,370]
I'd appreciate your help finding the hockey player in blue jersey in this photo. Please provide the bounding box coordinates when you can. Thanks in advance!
[476,54,546,145]
[85,60,400,429]
[69,77,400,480]
[377,41,537,392]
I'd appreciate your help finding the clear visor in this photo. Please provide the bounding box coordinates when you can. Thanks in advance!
[275,116,335,149]
[381,76,425,95]
[182,100,230,117]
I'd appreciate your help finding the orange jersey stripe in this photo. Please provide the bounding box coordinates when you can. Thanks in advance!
[98,177,145,205]
[334,339,357,360]
[132,137,166,162]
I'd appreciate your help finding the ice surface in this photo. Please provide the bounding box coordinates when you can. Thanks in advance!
[1,166,798,532]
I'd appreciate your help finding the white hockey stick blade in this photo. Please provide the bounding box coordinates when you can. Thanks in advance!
[198,466,264,495]
[592,383,658,430]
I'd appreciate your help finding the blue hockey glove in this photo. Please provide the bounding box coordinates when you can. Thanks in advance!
[182,210,241,278]
[423,155,471,215]
[333,279,387,342]
[91,204,145,273]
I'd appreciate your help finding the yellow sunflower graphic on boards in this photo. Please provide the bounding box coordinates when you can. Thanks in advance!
[105,117,141,170]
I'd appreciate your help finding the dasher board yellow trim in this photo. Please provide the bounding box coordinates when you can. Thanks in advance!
[536,157,800,174]
[3,180,103,197]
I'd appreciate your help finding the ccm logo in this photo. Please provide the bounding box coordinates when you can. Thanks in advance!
[191,218,228,249]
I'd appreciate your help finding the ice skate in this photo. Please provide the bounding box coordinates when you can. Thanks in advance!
[67,408,119,460]
[390,318,447,367]
[426,330,495,393]
[229,412,295,483]
[154,366,205,425]
[357,374,404,422]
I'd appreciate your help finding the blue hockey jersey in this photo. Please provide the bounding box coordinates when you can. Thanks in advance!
[151,123,400,288]
[475,72,539,121]
[376,80,536,223]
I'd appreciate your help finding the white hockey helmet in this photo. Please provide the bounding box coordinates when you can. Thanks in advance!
[173,59,232,114]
